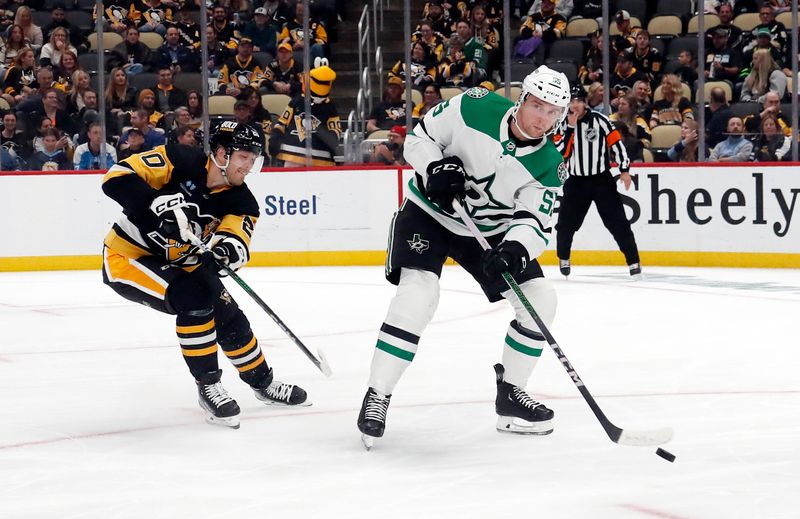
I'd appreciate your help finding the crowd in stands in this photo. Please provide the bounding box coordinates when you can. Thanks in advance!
[0,0,344,170]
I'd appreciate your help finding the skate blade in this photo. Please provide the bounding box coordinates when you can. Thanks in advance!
[361,434,375,451]
[203,413,240,429]
[255,397,313,407]
[630,273,643,281]
[496,416,554,435]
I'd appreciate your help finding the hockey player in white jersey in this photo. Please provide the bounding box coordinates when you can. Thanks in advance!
[358,66,571,448]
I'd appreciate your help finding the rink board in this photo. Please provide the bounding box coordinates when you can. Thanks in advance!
[0,163,798,271]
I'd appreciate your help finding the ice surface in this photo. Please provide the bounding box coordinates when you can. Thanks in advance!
[1,265,798,518]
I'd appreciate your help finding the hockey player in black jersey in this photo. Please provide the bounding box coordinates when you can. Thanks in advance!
[101,121,309,429]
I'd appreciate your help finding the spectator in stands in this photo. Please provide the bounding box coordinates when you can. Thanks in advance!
[630,30,663,88]
[262,0,293,28]
[515,0,566,59]
[766,0,792,15]
[744,90,792,137]
[668,119,702,162]
[41,3,89,54]
[673,49,698,86]
[706,3,744,51]
[171,4,201,51]
[572,0,603,20]
[39,27,77,69]
[203,26,229,84]
[709,116,752,162]
[33,88,77,138]
[94,2,134,34]
[238,85,272,136]
[116,128,145,161]
[133,88,165,128]
[650,74,694,129]
[55,51,81,91]
[611,10,641,56]
[610,51,647,109]
[26,127,71,171]
[367,76,407,133]
[262,41,302,96]
[73,89,100,129]
[609,93,651,149]
[109,26,153,76]
[10,66,61,112]
[526,0,573,19]
[66,70,93,114]
[209,5,241,46]
[740,48,787,103]
[633,80,653,121]
[420,0,453,38]
[412,20,445,63]
[585,81,606,113]
[171,106,195,131]
[73,121,117,170]
[744,27,785,68]
[279,1,327,61]
[137,0,172,36]
[1,48,36,106]
[746,3,787,59]
[0,111,31,162]
[32,114,74,155]
[186,89,204,127]
[171,125,199,147]
[389,41,437,93]
[242,7,277,57]
[468,3,500,76]
[578,28,603,86]
[218,37,264,97]
[10,6,43,52]
[154,25,199,73]
[119,108,166,152]
[752,113,790,162]
[412,83,443,122]
[454,20,488,85]
[705,27,743,83]
[0,25,30,77]
[105,67,139,126]
[705,86,732,148]
[371,124,407,166]
[439,35,476,87]
[151,66,187,113]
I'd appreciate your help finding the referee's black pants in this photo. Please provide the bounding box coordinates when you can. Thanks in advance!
[555,172,640,266]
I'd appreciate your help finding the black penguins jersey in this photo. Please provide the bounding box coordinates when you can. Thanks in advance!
[219,55,265,93]
[93,3,133,26]
[102,144,259,266]
[273,96,341,166]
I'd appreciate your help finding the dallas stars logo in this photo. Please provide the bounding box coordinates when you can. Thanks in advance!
[407,234,429,254]
[463,172,512,216]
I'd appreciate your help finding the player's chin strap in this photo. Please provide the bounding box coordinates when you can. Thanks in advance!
[209,149,233,186]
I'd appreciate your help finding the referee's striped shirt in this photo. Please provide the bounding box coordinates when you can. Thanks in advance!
[552,110,630,177]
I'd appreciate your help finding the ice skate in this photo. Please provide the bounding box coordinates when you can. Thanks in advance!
[197,370,241,429]
[628,262,642,280]
[358,387,391,450]
[253,368,310,406]
[559,259,571,278]
[494,364,554,435]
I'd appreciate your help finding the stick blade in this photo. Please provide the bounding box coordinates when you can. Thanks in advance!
[317,348,333,377]
[616,427,674,447]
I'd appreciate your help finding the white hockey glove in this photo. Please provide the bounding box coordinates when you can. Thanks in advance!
[150,193,195,244]
[209,235,249,274]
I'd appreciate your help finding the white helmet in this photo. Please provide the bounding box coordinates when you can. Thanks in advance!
[512,65,571,139]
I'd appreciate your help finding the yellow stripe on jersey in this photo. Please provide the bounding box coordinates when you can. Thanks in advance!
[103,248,168,298]
[216,214,257,249]
[106,146,175,190]
[177,321,216,335]
[103,229,151,260]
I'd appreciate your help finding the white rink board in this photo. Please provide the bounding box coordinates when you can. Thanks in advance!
[1,165,798,259]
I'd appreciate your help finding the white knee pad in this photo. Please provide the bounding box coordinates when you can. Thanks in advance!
[384,268,441,335]
[505,277,557,333]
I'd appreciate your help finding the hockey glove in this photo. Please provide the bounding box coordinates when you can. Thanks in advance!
[150,193,195,244]
[210,235,249,274]
[481,241,529,280]
[424,156,467,209]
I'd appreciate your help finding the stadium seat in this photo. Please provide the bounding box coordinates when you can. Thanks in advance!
[441,87,463,100]
[650,125,682,149]
[649,38,666,55]
[367,130,391,140]
[732,13,760,31]
[687,14,720,33]
[610,17,641,36]
[511,59,536,82]
[78,52,99,73]
[32,11,51,27]
[547,39,585,65]
[655,0,692,18]
[253,52,273,66]
[0,97,9,110]
[776,12,793,28]
[616,0,647,23]
[696,81,733,104]
[496,85,521,101]
[173,72,202,92]
[653,82,691,102]
[262,94,291,115]
[64,10,92,32]
[642,148,654,162]
[401,89,423,105]
[130,72,159,92]
[139,33,164,50]
[666,36,698,59]
[208,95,236,115]
[729,102,762,120]
[565,18,598,38]
[75,0,95,10]
[546,61,578,83]
[87,32,124,51]
[44,0,75,8]
[648,16,682,37]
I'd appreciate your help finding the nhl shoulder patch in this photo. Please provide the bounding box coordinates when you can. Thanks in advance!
[465,87,489,99]
[557,162,569,184]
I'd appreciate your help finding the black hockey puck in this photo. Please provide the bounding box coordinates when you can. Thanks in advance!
[655,448,676,463]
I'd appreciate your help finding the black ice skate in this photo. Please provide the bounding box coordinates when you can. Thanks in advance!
[559,259,571,277]
[357,387,391,450]
[197,369,241,429]
[494,363,554,435]
[252,368,310,407]
[629,263,642,280]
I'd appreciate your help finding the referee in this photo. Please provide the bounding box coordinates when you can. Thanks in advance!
[552,84,641,278]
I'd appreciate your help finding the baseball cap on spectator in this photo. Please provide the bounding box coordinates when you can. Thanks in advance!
[712,26,730,37]
[239,37,254,46]
[254,7,268,16]
[389,125,406,139]
[615,10,630,22]
[234,100,249,111]
[617,50,634,62]
[138,89,155,103]
[756,27,771,38]
[428,0,443,6]
[589,28,603,37]
[278,42,292,52]
[387,76,403,87]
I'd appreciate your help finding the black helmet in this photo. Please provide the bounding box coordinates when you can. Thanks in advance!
[570,83,587,101]
[209,121,263,156]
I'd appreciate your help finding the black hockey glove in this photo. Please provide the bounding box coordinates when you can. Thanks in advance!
[481,241,529,280]
[210,235,248,274]
[424,156,467,209]
[150,193,195,243]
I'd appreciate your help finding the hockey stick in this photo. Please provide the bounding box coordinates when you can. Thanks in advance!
[451,199,671,447]
[186,234,333,377]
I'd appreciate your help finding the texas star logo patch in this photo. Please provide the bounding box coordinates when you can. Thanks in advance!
[557,162,569,184]
[465,87,489,98]
[407,233,429,254]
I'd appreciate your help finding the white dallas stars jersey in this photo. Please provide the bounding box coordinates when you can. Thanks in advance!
[405,87,567,261]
